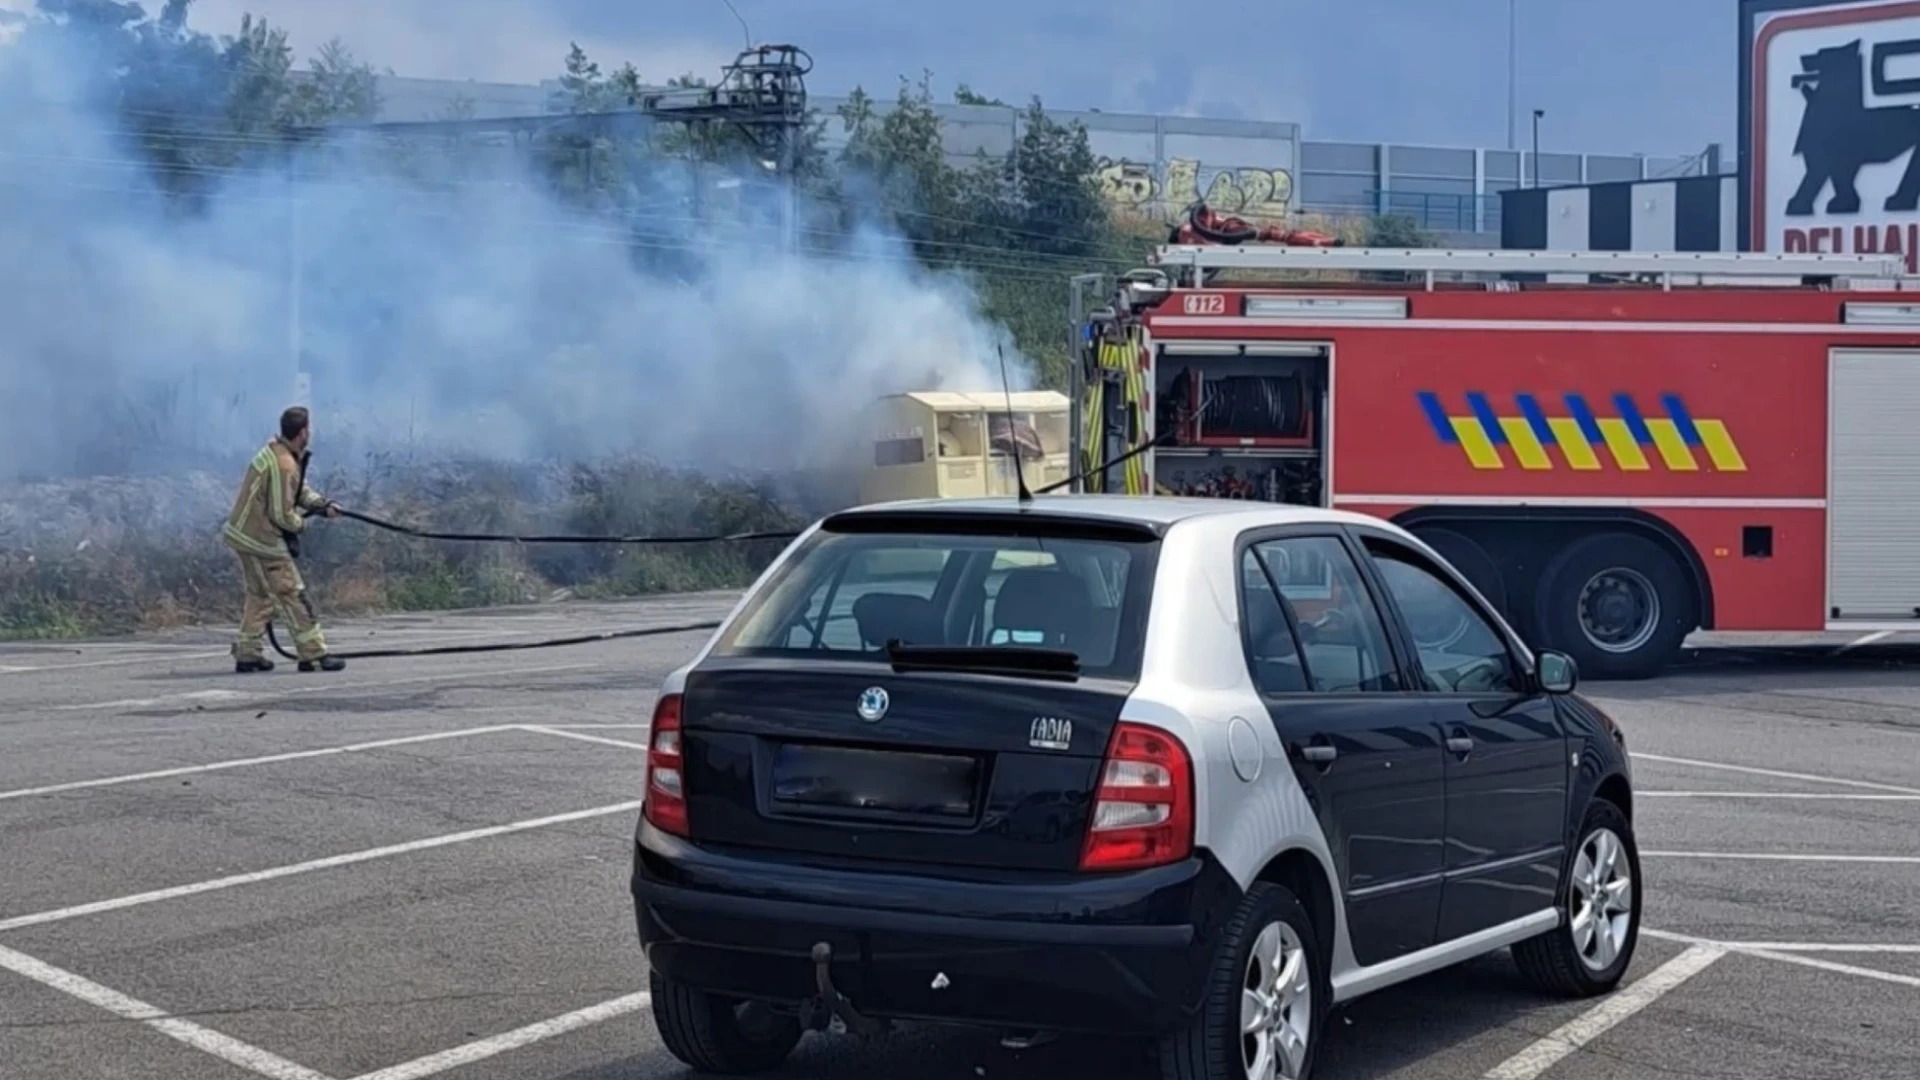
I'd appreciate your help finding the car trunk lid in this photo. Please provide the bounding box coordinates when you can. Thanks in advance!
[679,658,1133,871]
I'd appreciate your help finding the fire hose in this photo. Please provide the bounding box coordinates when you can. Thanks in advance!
[264,508,801,662]
[263,442,1169,663]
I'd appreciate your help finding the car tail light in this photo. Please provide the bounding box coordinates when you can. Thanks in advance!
[642,693,689,837]
[1079,722,1194,871]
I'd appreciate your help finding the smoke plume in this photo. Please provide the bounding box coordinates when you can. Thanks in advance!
[0,7,1025,483]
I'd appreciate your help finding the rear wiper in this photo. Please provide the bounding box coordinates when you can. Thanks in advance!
[884,642,1081,681]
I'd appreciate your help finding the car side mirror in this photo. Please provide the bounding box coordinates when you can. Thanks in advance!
[1536,650,1578,694]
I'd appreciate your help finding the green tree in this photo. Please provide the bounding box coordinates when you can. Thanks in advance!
[13,0,381,195]
[953,84,1006,107]
[833,79,1135,386]
[534,46,1138,387]
[969,98,1108,257]
[283,38,383,127]
[838,75,973,259]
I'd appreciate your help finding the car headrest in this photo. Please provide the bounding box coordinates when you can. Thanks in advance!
[1246,591,1292,655]
[991,568,1091,648]
[851,592,944,649]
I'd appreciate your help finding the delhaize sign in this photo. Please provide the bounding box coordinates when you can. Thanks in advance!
[1742,0,1920,268]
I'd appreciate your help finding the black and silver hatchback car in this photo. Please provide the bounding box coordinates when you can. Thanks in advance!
[632,497,1640,1080]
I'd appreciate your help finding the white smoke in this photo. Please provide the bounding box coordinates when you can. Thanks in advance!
[0,8,1027,482]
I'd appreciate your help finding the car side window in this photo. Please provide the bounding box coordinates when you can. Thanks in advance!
[1240,550,1310,693]
[1365,541,1522,694]
[1249,537,1402,693]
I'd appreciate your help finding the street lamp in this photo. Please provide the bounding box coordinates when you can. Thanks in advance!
[1507,0,1517,150]
[1531,108,1545,188]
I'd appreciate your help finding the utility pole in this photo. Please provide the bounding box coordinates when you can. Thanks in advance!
[1531,108,1545,188]
[780,124,799,255]
[288,175,307,408]
[1507,0,1517,150]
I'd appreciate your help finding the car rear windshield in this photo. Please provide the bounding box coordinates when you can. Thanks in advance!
[712,519,1159,680]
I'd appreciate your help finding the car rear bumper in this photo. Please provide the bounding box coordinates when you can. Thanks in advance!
[631,823,1240,1036]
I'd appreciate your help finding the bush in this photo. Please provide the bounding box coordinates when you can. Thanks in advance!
[0,457,817,641]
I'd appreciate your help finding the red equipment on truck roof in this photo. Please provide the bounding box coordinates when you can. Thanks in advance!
[1068,243,1920,678]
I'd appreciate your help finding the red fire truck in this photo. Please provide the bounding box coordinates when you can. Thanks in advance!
[1068,245,1920,678]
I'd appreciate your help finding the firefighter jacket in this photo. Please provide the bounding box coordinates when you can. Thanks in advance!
[223,437,328,559]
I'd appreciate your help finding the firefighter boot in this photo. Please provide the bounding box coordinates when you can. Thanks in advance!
[235,658,275,674]
[298,655,346,673]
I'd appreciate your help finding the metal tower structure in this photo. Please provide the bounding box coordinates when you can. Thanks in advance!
[329,45,815,249]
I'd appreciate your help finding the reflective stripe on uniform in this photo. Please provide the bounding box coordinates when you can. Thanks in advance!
[223,522,283,557]
[261,447,301,534]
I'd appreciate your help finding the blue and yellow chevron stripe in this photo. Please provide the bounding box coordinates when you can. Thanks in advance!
[1416,392,1748,472]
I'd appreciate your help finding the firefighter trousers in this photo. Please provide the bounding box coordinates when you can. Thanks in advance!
[233,553,328,663]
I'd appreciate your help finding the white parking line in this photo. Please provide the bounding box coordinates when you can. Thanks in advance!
[1642,850,1920,864]
[1742,947,1920,990]
[517,725,650,751]
[0,943,336,1080]
[0,725,518,802]
[1699,941,1920,953]
[1833,629,1896,654]
[534,723,653,729]
[1644,929,1920,989]
[1631,753,1920,795]
[1639,791,1920,801]
[1481,944,1725,1080]
[347,992,651,1080]
[0,800,643,932]
[50,662,596,711]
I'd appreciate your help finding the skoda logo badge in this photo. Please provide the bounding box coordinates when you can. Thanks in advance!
[857,686,890,723]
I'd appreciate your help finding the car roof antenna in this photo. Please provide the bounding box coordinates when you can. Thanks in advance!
[997,343,1035,505]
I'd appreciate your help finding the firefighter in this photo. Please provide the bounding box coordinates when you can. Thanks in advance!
[222,406,345,673]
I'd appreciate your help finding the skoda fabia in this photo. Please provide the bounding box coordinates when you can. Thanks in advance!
[631,497,1641,1080]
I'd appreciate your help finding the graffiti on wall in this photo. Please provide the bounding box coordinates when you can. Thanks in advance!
[1092,157,1295,221]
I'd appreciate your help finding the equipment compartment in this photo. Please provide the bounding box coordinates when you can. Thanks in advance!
[1153,348,1328,506]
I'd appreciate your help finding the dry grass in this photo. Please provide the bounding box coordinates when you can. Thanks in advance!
[0,456,818,641]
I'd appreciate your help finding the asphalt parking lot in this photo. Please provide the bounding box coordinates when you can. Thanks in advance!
[3,597,1916,1080]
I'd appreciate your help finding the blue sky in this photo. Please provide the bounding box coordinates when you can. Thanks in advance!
[170,0,1735,155]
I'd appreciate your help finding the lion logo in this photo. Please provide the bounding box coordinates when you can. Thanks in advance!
[1785,39,1920,217]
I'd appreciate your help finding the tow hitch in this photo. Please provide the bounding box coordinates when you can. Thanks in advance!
[805,941,890,1038]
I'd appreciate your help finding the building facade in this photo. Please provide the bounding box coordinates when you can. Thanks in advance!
[1500,174,1742,253]
[366,74,1714,244]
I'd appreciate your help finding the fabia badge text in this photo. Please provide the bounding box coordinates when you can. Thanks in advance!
[1029,716,1072,751]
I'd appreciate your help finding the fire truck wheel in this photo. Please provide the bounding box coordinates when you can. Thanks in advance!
[1415,527,1508,613]
[1534,532,1693,681]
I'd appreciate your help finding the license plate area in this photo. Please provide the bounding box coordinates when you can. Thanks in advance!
[765,742,984,827]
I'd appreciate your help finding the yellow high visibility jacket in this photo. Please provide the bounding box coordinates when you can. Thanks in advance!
[223,437,327,558]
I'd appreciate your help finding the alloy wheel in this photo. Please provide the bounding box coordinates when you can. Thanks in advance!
[1569,826,1635,972]
[1241,921,1313,1079]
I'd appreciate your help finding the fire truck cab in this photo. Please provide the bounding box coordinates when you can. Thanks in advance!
[1069,245,1920,678]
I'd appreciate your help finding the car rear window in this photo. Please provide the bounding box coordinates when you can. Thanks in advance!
[713,521,1159,679]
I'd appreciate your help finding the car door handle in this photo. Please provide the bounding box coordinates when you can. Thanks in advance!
[1300,744,1337,764]
[1445,735,1474,755]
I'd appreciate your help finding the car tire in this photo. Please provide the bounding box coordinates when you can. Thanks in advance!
[1534,532,1693,681]
[1513,798,1642,997]
[649,969,803,1075]
[1159,882,1326,1080]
